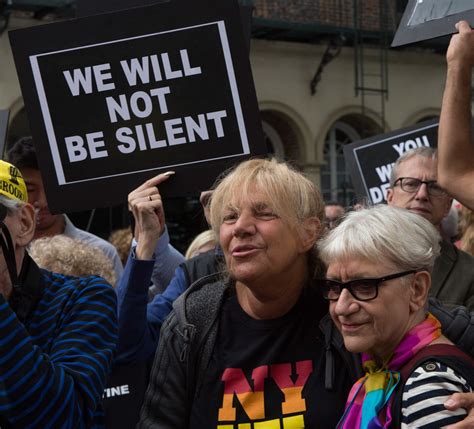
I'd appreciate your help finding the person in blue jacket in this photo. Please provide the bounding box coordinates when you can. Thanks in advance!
[0,159,117,428]
[116,172,222,363]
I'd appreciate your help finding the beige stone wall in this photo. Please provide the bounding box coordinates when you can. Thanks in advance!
[1,15,44,126]
[250,38,447,185]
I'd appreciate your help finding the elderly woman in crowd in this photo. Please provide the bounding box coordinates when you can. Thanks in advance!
[29,234,117,286]
[137,159,474,429]
[318,205,473,429]
[138,158,354,428]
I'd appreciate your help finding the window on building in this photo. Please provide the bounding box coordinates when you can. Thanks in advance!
[321,121,360,206]
[262,120,285,159]
[321,113,383,207]
[260,110,302,164]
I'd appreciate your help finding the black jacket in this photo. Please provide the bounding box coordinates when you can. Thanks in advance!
[137,275,474,428]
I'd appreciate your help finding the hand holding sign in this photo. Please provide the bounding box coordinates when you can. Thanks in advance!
[447,21,474,69]
[392,0,474,47]
[129,171,174,260]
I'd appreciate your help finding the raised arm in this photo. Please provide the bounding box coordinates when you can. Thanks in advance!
[131,172,174,261]
[116,172,187,363]
[438,21,474,209]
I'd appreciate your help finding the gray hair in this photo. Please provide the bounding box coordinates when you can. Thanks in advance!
[29,235,116,287]
[389,147,437,186]
[318,204,441,272]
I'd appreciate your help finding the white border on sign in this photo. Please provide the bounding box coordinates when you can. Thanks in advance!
[353,122,438,198]
[29,21,250,186]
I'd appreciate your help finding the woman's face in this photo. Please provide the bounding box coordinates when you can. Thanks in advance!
[219,189,312,289]
[327,257,416,360]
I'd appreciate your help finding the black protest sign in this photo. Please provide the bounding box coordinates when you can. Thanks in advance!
[0,110,9,159]
[343,120,438,204]
[102,361,151,429]
[9,0,264,213]
[392,0,474,47]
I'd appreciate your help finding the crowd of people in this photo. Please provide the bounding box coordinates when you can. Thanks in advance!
[0,18,473,429]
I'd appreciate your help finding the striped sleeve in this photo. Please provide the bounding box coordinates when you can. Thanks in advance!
[401,361,472,429]
[0,275,117,428]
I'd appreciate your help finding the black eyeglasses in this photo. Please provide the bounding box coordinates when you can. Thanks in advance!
[317,270,417,301]
[393,177,447,197]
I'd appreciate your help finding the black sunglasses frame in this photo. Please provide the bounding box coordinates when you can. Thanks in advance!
[318,270,417,301]
[393,177,446,196]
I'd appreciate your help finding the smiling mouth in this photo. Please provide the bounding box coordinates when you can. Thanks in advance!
[340,323,366,333]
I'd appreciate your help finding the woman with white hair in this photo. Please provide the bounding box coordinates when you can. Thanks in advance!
[29,234,116,286]
[318,205,473,428]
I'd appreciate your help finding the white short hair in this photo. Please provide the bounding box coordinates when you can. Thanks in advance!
[318,204,441,272]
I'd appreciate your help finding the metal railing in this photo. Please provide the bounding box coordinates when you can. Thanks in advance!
[243,0,398,34]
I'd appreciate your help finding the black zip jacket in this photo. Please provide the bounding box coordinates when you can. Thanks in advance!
[137,275,474,428]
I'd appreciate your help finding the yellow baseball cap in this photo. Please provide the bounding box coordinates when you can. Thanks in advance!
[0,160,28,203]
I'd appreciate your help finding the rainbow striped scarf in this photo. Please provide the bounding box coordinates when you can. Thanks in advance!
[336,313,442,429]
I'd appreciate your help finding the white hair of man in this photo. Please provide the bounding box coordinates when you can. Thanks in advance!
[318,204,441,273]
[389,147,437,186]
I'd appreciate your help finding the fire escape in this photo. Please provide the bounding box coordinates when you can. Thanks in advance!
[353,0,391,131]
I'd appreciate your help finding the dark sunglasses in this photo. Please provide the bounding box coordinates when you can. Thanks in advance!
[317,270,417,301]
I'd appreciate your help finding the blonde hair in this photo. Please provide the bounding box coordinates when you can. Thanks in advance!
[210,158,324,234]
[185,229,217,259]
[209,158,325,276]
[29,235,116,286]
[108,228,133,266]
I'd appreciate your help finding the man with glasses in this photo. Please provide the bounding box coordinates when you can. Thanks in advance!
[387,147,474,310]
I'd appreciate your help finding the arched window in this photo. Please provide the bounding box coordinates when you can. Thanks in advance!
[321,114,382,206]
[262,120,285,160]
[321,121,360,206]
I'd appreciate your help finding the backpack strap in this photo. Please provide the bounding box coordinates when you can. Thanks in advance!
[400,344,473,379]
[391,344,474,428]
